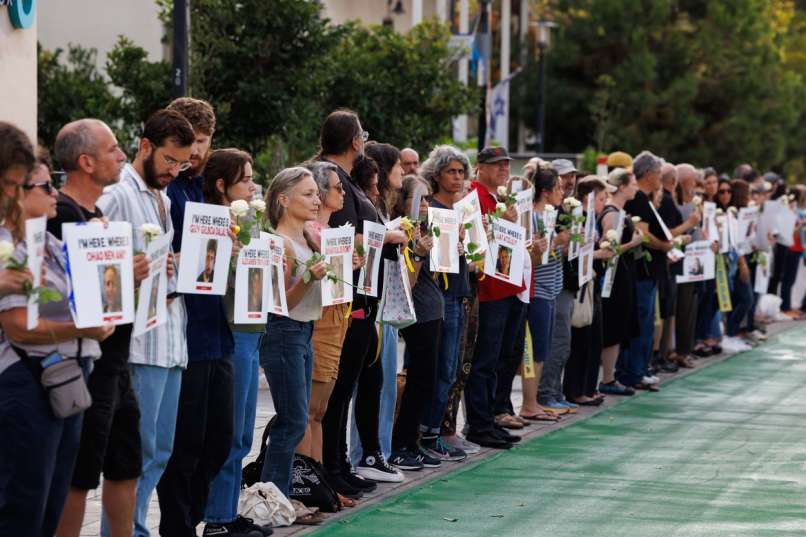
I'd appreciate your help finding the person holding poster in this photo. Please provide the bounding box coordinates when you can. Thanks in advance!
[725,180,758,345]
[780,186,806,316]
[97,109,195,537]
[0,133,114,537]
[418,145,472,461]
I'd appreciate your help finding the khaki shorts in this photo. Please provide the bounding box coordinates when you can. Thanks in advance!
[312,303,351,382]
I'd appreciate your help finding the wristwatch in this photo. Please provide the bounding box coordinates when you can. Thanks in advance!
[412,252,425,262]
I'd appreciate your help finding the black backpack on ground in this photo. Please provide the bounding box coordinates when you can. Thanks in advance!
[289,454,341,513]
[242,416,276,488]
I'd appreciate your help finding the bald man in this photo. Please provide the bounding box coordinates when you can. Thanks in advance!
[400,148,419,175]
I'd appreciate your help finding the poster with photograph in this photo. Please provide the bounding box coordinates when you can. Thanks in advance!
[702,202,718,242]
[133,230,173,336]
[266,233,288,316]
[63,221,135,328]
[716,214,731,254]
[454,189,489,255]
[728,211,739,252]
[676,240,716,283]
[578,241,595,287]
[233,232,271,324]
[600,210,625,299]
[774,198,797,248]
[357,220,386,297]
[736,206,759,255]
[177,202,233,295]
[567,205,584,260]
[25,216,47,329]
[510,179,523,193]
[583,192,597,245]
[516,188,534,246]
[754,252,770,294]
[428,207,460,274]
[483,218,525,286]
[321,226,354,307]
[540,207,557,265]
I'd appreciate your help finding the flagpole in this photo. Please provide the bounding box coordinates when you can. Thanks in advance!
[476,0,490,153]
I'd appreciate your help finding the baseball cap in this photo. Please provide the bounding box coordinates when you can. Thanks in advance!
[551,158,578,176]
[477,146,512,164]
[579,174,617,193]
[607,151,633,169]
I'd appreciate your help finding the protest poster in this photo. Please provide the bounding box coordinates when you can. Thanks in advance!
[428,207,460,274]
[567,205,584,261]
[357,220,386,297]
[676,240,716,283]
[483,218,525,286]
[177,202,233,295]
[321,226,354,307]
[754,252,770,294]
[409,182,427,221]
[716,214,730,254]
[578,241,595,287]
[540,207,557,265]
[133,230,173,336]
[736,206,759,255]
[600,210,625,299]
[516,188,534,246]
[775,198,797,248]
[728,211,739,252]
[583,192,597,244]
[63,221,134,328]
[454,189,489,255]
[25,216,47,329]
[702,202,718,242]
[233,232,271,324]
[510,179,523,193]
[266,233,288,316]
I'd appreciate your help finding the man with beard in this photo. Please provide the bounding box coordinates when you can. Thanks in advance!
[400,147,420,176]
[96,109,194,537]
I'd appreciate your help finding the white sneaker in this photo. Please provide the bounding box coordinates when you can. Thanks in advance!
[751,329,768,341]
[356,452,405,483]
[642,375,660,385]
[444,435,481,455]
[722,336,751,353]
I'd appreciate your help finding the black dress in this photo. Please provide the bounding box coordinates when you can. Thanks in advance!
[598,205,640,348]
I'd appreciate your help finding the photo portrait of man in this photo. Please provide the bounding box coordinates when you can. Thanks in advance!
[147,278,160,319]
[99,264,123,313]
[197,238,217,283]
[496,245,512,278]
[248,267,263,312]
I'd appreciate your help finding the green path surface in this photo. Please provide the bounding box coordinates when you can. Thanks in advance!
[312,328,806,536]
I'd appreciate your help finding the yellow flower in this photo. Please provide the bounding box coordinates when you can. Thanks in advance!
[232,225,241,234]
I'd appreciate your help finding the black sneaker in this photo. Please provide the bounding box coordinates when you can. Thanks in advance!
[230,516,273,536]
[203,521,262,537]
[421,436,467,462]
[342,470,379,491]
[356,451,405,482]
[325,472,363,500]
[389,448,424,471]
[493,426,521,443]
[466,431,512,449]
[415,447,442,468]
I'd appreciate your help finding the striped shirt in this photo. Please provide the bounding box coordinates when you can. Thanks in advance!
[97,164,188,369]
[531,213,563,300]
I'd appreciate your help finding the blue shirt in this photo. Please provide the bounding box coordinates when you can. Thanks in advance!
[166,174,234,362]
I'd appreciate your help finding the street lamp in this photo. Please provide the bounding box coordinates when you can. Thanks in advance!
[534,19,555,154]
[476,0,491,153]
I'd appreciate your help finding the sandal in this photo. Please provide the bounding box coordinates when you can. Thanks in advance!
[495,413,525,429]
[669,353,695,369]
[520,412,560,422]
[337,493,356,508]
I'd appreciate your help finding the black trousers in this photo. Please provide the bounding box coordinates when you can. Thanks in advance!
[564,295,603,400]
[394,319,443,450]
[157,359,234,537]
[493,318,526,416]
[675,282,699,355]
[321,307,381,474]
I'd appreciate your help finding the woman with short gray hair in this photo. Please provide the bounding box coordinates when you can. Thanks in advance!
[419,145,470,196]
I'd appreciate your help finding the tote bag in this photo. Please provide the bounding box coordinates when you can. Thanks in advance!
[379,256,417,329]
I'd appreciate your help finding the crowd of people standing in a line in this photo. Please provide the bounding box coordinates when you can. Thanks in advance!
[1,100,804,537]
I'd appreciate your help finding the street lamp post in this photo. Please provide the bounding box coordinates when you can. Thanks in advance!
[534,19,554,155]
[172,0,188,97]
[476,0,491,153]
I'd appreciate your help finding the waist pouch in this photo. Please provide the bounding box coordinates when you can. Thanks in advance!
[13,340,91,419]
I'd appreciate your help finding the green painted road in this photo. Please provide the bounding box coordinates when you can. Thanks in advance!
[312,328,806,536]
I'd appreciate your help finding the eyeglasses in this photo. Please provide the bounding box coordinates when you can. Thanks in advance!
[161,153,192,172]
[718,189,731,194]
[23,182,55,194]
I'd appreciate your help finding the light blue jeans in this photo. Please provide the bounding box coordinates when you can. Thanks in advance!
[104,364,182,537]
[350,323,398,466]
[205,330,263,523]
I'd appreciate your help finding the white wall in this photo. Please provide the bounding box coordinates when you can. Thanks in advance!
[0,11,37,142]
[323,0,437,32]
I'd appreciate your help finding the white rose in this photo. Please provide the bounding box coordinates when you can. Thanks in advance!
[0,241,13,264]
[605,229,619,242]
[631,216,641,223]
[728,206,738,214]
[249,199,266,213]
[599,240,611,249]
[764,181,772,191]
[495,202,507,212]
[692,196,702,207]
[544,204,555,212]
[140,222,161,235]
[715,208,724,215]
[230,199,250,217]
[563,197,580,208]
[497,186,508,198]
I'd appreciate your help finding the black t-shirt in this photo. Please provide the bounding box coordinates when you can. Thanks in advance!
[624,190,668,282]
[48,192,132,374]
[658,190,684,277]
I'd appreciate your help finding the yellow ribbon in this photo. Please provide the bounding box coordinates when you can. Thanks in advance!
[479,272,486,281]
[403,247,415,273]
[344,301,353,319]
[442,272,449,290]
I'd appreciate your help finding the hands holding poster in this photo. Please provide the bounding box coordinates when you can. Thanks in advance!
[676,240,715,283]
[63,221,135,328]
[177,202,233,295]
[736,206,759,255]
[578,242,595,286]
[483,218,525,285]
[516,189,534,246]
[428,207,460,274]
[25,216,47,329]
[540,206,557,265]
[321,226,354,307]
[267,233,288,316]
[454,189,489,255]
[233,232,271,324]
[357,220,385,297]
[133,230,173,336]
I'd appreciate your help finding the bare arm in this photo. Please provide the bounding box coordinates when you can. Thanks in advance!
[0,308,114,345]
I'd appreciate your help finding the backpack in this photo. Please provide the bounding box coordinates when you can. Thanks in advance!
[242,416,276,488]
[289,454,341,513]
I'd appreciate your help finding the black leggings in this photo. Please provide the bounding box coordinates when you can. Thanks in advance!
[564,296,603,400]
[321,307,381,474]
[394,319,442,450]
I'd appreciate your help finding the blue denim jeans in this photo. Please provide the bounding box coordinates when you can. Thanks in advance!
[0,360,85,537]
[466,295,526,434]
[422,296,465,435]
[260,315,313,496]
[350,323,397,466]
[727,272,754,336]
[781,249,804,311]
[205,330,263,523]
[117,364,182,537]
[527,296,556,364]
[617,279,657,387]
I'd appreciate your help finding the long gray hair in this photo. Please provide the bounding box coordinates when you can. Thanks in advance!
[419,145,470,194]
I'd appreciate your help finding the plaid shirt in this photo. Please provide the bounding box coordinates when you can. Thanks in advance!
[97,164,188,369]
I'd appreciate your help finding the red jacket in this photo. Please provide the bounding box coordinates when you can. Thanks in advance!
[471,181,526,302]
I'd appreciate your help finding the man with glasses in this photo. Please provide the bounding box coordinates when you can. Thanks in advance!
[400,147,420,176]
[96,109,195,537]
